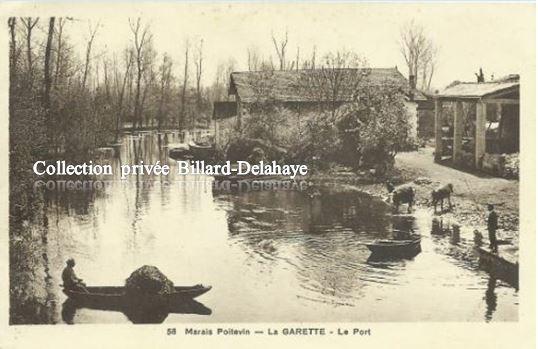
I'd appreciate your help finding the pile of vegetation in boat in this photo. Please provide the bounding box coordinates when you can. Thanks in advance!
[124,265,175,296]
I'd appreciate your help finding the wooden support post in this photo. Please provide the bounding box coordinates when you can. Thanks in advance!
[434,98,442,162]
[475,100,487,168]
[453,101,464,165]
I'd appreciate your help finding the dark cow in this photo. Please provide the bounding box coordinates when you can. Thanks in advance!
[386,182,415,213]
[432,183,454,213]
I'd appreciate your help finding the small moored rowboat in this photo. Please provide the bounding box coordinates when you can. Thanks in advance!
[167,143,192,160]
[188,141,214,160]
[63,285,212,308]
[365,235,421,256]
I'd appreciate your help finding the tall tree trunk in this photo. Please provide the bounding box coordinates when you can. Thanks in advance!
[8,17,16,123]
[195,39,203,115]
[115,50,133,141]
[82,24,99,90]
[103,58,111,101]
[157,55,168,131]
[134,68,142,129]
[179,42,189,130]
[296,46,300,71]
[129,18,150,130]
[43,17,55,150]
[21,17,39,87]
[8,18,16,83]
[43,17,55,112]
[54,18,65,87]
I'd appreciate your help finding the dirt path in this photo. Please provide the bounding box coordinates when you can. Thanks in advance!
[394,147,519,236]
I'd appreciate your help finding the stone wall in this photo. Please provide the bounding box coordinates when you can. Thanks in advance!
[417,108,434,139]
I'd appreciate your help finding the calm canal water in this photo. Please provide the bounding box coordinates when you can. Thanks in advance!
[10,132,518,324]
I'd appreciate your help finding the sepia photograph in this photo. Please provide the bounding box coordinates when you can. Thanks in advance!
[2,2,534,340]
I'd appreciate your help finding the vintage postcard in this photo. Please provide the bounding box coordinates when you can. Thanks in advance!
[0,2,535,348]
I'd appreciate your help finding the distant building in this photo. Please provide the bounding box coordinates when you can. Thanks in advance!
[433,74,519,175]
[213,68,426,145]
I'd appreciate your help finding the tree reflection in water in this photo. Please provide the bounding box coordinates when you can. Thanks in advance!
[217,188,397,304]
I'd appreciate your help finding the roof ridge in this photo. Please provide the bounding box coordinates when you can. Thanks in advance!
[230,67,399,75]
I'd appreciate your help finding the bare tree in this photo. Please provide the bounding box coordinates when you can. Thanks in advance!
[259,56,275,71]
[157,53,173,130]
[82,21,99,89]
[54,18,67,86]
[300,50,370,120]
[8,17,17,121]
[114,48,134,139]
[20,17,39,84]
[43,17,55,112]
[421,44,437,90]
[179,40,189,130]
[129,18,152,129]
[102,56,112,101]
[194,38,203,111]
[295,46,300,71]
[399,20,437,92]
[271,29,288,70]
[213,58,236,101]
[141,59,155,127]
[247,45,261,71]
[8,18,17,77]
[310,45,317,69]
[52,17,76,90]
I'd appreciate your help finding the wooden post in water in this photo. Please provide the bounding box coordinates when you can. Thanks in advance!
[451,223,461,244]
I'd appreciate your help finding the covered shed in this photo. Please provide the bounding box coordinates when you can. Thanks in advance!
[434,75,519,174]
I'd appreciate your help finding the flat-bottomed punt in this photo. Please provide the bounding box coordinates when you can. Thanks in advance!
[63,285,212,308]
[167,143,192,160]
[188,141,214,161]
[477,246,518,288]
[365,235,421,257]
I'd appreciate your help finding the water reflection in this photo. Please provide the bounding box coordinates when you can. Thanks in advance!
[61,298,211,324]
[10,131,518,323]
[484,277,498,322]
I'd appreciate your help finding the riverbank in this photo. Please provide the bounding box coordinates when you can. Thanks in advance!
[394,147,519,236]
[310,147,519,235]
[307,147,519,286]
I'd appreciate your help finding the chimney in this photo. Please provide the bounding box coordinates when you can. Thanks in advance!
[409,74,417,89]
[409,74,416,101]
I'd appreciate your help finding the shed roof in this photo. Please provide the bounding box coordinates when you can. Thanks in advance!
[437,79,519,100]
[229,68,411,103]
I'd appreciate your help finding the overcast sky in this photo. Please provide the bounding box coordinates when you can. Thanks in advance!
[33,2,535,90]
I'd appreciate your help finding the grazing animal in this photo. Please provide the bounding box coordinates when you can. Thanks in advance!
[257,239,276,252]
[473,229,483,246]
[386,182,415,213]
[432,183,454,213]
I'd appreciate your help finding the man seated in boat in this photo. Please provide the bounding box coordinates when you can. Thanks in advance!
[62,258,88,293]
